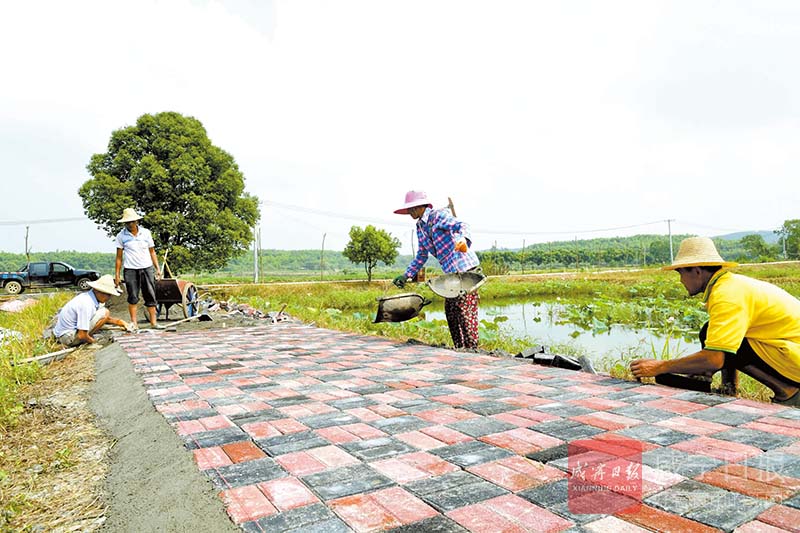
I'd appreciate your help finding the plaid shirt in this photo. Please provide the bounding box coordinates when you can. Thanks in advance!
[405,207,480,277]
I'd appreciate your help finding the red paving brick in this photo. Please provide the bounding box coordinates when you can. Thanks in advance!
[219,485,277,524]
[420,425,473,445]
[697,467,799,501]
[653,415,731,436]
[640,398,707,414]
[222,441,266,463]
[758,505,800,533]
[241,421,282,439]
[736,521,794,533]
[744,417,800,438]
[307,445,359,468]
[569,397,631,411]
[331,487,437,532]
[468,456,564,491]
[481,428,564,455]
[571,412,644,431]
[670,436,764,462]
[193,446,233,470]
[616,504,722,533]
[394,430,449,450]
[448,494,573,533]
[275,451,327,476]
[258,477,319,511]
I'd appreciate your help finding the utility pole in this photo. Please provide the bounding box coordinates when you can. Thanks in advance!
[521,239,525,275]
[320,233,326,280]
[258,227,263,283]
[666,219,675,262]
[575,236,579,270]
[253,225,259,283]
[25,226,31,265]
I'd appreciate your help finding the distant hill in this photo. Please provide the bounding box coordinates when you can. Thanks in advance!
[714,230,779,244]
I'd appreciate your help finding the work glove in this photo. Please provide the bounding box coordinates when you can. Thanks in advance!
[455,239,468,253]
[393,275,408,288]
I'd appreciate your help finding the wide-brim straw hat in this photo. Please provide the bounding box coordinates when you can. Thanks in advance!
[88,275,123,296]
[117,208,144,223]
[662,237,738,271]
[394,190,433,215]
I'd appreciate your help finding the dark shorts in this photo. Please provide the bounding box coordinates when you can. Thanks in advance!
[699,322,800,387]
[124,266,157,307]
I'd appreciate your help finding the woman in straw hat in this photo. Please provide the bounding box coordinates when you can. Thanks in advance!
[114,208,163,329]
[630,236,800,406]
[53,275,133,346]
[393,190,482,349]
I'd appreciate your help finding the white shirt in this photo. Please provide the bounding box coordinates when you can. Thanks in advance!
[54,291,100,337]
[116,226,155,269]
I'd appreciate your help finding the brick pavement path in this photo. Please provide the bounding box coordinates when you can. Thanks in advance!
[117,324,800,532]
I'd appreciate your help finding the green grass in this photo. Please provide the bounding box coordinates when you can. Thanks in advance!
[0,294,71,430]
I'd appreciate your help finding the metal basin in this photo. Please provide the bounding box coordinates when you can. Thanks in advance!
[427,272,487,299]
[374,293,431,323]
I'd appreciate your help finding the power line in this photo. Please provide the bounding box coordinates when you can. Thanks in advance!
[0,216,87,226]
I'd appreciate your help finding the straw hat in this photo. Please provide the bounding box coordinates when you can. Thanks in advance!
[117,208,144,223]
[394,191,433,214]
[662,237,738,271]
[88,275,123,296]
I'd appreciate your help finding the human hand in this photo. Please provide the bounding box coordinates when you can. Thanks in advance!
[393,275,408,288]
[455,239,468,253]
[154,269,162,281]
[114,275,121,288]
[629,359,663,379]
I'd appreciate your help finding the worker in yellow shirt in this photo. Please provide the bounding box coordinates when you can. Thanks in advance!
[630,237,800,406]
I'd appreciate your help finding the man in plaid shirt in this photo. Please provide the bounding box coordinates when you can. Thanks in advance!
[393,190,482,349]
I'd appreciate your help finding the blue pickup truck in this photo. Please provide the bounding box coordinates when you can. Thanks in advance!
[0,261,102,294]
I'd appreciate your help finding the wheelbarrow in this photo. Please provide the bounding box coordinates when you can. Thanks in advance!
[156,278,199,319]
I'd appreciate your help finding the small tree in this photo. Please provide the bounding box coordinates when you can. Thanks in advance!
[776,220,800,260]
[740,234,772,261]
[79,112,260,274]
[342,225,400,281]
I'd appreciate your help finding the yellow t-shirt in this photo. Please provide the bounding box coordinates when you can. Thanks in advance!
[703,270,800,383]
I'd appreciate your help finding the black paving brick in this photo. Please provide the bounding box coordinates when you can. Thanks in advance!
[608,405,675,424]
[740,451,800,477]
[688,407,762,426]
[389,515,468,532]
[460,400,517,416]
[301,464,394,501]
[714,428,796,451]
[534,403,594,417]
[406,471,508,512]
[229,409,287,425]
[685,491,773,531]
[446,417,517,438]
[518,479,569,507]
[182,427,249,449]
[526,444,570,464]
[341,437,417,461]
[672,391,734,406]
[530,419,604,440]
[256,431,330,456]
[299,412,361,429]
[242,503,350,533]
[429,440,513,467]
[369,416,431,435]
[644,480,729,516]
[206,457,287,489]
[617,425,694,446]
[604,391,662,403]
[641,448,724,478]
[328,397,378,410]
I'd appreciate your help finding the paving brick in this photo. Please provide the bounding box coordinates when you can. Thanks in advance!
[641,448,724,478]
[369,415,431,435]
[193,446,233,470]
[222,440,267,463]
[518,479,570,507]
[653,415,737,436]
[183,427,250,450]
[697,467,797,501]
[534,403,595,417]
[430,440,514,467]
[714,428,796,451]
[468,456,565,491]
[684,490,773,531]
[447,494,574,532]
[301,463,393,501]
[640,398,708,415]
[241,502,349,533]
[460,400,518,416]
[671,436,764,462]
[256,430,330,456]
[526,443,570,464]
[480,428,564,456]
[388,515,469,532]
[275,451,327,476]
[672,391,734,406]
[420,425,474,445]
[570,412,644,431]
[741,451,800,478]
[406,471,509,512]
[758,505,800,533]
[298,412,361,429]
[608,405,676,424]
[604,391,662,404]
[744,417,800,438]
[734,521,793,533]
[613,503,721,533]
[531,419,604,440]
[330,486,438,530]
[219,484,277,524]
[341,436,417,461]
[207,457,287,489]
[617,424,694,446]
[583,516,652,532]
[688,407,762,426]
[506,408,562,425]
[258,477,319,511]
[644,479,729,515]
[395,430,450,451]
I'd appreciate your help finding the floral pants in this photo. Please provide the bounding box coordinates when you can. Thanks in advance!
[444,292,480,349]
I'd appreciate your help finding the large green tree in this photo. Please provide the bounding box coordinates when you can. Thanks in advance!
[342,225,400,281]
[776,220,800,260]
[79,112,260,274]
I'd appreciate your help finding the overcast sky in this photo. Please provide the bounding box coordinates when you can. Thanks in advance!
[1,0,799,256]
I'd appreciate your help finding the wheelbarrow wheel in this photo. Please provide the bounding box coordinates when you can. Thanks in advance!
[181,283,198,318]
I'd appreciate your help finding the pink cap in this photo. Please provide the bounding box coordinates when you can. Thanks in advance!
[394,190,433,214]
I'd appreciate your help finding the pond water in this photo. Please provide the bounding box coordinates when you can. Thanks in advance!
[424,300,701,362]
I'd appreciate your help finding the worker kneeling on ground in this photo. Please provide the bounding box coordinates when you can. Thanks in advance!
[630,236,800,406]
[52,275,133,347]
